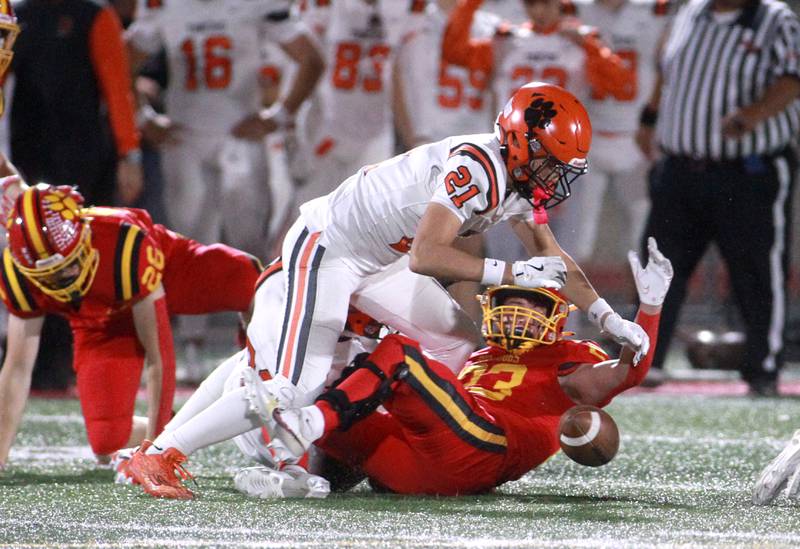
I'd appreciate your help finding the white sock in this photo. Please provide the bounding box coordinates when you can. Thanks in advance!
[148,386,263,456]
[162,352,243,434]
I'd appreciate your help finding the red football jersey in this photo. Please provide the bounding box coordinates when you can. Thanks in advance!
[0,207,256,329]
[458,339,610,483]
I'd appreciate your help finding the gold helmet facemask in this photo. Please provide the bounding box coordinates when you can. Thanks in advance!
[13,224,99,303]
[0,4,20,116]
[479,285,571,352]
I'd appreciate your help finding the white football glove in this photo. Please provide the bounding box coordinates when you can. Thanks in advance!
[511,256,567,289]
[602,312,650,365]
[627,237,674,307]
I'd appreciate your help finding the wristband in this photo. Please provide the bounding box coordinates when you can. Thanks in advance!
[121,148,142,165]
[639,105,659,128]
[481,258,506,286]
[136,103,157,127]
[587,297,614,329]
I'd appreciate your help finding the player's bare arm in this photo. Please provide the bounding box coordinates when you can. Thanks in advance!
[0,315,44,470]
[410,203,496,283]
[511,219,598,310]
[131,285,168,445]
[231,33,324,140]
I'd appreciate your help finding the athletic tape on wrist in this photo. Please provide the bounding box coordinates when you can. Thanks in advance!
[587,298,614,329]
[481,258,506,286]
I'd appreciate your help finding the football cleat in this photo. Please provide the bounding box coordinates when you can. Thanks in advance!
[753,429,800,505]
[111,447,137,485]
[127,442,195,500]
[233,464,330,499]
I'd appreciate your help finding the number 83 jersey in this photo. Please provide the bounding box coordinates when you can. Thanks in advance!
[127,0,306,135]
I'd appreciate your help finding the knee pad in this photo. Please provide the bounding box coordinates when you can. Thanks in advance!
[316,353,408,431]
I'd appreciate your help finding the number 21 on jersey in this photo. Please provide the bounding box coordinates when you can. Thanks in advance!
[180,35,233,91]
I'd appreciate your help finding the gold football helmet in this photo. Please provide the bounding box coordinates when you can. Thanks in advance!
[480,285,572,352]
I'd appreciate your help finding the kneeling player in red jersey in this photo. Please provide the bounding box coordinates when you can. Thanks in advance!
[266,238,673,495]
[0,183,262,469]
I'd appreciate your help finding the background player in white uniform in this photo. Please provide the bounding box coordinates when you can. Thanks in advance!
[292,0,427,207]
[126,0,323,257]
[395,0,499,323]
[552,0,672,262]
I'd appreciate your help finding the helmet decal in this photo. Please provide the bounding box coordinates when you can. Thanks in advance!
[524,96,557,131]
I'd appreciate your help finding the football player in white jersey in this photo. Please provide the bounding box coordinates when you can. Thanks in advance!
[395,0,499,323]
[444,0,634,112]
[126,0,323,256]
[124,83,652,499]
[551,0,672,262]
[291,0,427,208]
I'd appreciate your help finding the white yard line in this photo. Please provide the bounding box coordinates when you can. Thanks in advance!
[24,414,83,424]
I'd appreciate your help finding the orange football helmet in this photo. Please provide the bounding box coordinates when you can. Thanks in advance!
[6,183,98,303]
[496,82,591,208]
[0,0,19,115]
[480,285,572,352]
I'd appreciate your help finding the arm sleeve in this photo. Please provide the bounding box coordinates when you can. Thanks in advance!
[769,11,800,80]
[442,0,494,73]
[89,7,140,156]
[262,2,310,46]
[430,145,501,223]
[126,0,164,55]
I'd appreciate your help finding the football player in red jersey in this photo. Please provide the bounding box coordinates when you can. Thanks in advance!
[0,183,262,470]
[259,238,673,495]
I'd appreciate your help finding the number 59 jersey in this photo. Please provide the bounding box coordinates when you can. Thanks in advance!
[127,0,306,134]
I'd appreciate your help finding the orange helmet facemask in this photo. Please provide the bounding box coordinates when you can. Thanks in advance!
[6,183,98,304]
[496,81,592,209]
[479,285,572,352]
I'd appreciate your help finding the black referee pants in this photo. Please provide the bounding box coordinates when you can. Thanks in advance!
[642,148,797,384]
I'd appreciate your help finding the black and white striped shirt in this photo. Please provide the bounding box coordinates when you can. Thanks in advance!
[657,0,800,159]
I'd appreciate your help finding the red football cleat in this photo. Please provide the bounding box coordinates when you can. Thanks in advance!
[127,441,195,500]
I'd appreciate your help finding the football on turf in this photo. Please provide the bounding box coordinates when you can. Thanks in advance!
[558,405,620,467]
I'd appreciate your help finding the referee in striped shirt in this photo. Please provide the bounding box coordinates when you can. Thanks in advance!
[636,0,800,396]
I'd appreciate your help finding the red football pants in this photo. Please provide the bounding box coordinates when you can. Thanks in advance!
[72,306,175,456]
[319,335,506,495]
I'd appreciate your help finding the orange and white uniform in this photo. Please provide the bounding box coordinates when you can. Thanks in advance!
[274,132,548,400]
[127,0,307,256]
[553,0,672,261]
[292,0,427,207]
[442,0,634,109]
[398,3,499,142]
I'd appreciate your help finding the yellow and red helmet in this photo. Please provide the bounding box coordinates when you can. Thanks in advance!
[480,285,572,352]
[0,0,19,115]
[496,82,591,208]
[6,183,98,303]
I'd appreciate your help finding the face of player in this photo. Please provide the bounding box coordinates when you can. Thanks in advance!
[501,296,548,339]
[522,0,561,29]
[39,259,81,293]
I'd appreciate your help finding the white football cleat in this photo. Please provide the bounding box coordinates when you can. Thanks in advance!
[242,369,299,430]
[233,465,330,499]
[753,429,800,505]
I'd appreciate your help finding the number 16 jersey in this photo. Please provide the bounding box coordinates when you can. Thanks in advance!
[127,0,305,135]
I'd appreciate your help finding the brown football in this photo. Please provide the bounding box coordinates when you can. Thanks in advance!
[558,405,620,467]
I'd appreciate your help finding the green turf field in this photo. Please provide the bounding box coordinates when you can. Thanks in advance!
[2,393,800,548]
